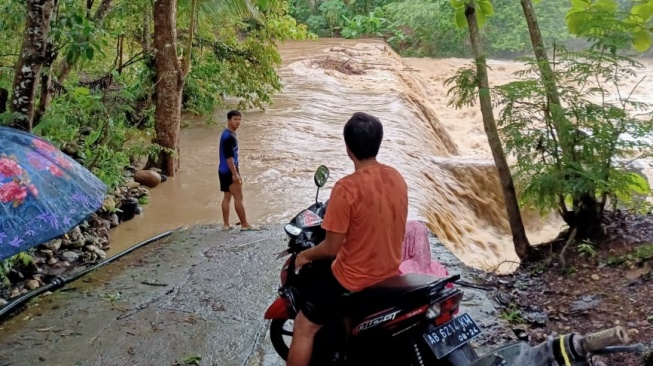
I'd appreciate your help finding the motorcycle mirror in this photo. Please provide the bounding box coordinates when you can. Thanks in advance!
[314,165,330,188]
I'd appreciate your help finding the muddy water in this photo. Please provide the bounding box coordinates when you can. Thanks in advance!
[110,39,653,273]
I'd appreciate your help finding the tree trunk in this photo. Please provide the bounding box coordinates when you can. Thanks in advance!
[0,88,8,113]
[464,3,530,260]
[55,0,113,81]
[33,40,57,126]
[10,0,57,132]
[150,0,183,176]
[520,0,598,236]
[520,0,562,108]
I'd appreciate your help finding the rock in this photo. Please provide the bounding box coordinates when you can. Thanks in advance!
[26,280,40,290]
[84,245,107,260]
[59,261,70,268]
[83,233,96,245]
[134,170,161,188]
[64,226,85,248]
[47,257,58,265]
[570,295,601,314]
[523,310,548,327]
[0,298,7,307]
[96,227,109,239]
[102,196,117,212]
[109,213,120,228]
[43,239,62,251]
[591,274,600,281]
[98,237,109,249]
[125,181,140,189]
[40,249,54,257]
[148,167,162,174]
[61,251,79,263]
[10,288,20,298]
[119,198,139,222]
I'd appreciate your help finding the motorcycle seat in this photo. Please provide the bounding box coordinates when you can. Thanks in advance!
[344,274,457,316]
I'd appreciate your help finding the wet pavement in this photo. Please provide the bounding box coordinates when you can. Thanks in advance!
[0,226,512,366]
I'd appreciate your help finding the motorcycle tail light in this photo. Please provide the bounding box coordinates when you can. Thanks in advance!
[425,303,442,319]
[427,291,463,325]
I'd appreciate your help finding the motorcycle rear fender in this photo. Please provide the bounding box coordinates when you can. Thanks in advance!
[264,297,292,319]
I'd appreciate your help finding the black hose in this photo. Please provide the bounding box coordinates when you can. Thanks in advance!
[0,228,178,321]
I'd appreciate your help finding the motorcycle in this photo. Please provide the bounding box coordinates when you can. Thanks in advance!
[264,165,481,365]
[470,325,647,366]
[263,165,648,365]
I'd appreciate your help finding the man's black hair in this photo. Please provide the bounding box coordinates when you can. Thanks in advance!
[227,110,241,120]
[343,112,384,160]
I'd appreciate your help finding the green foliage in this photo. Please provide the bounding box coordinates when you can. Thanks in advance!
[341,12,391,38]
[499,303,525,324]
[28,73,159,189]
[287,0,573,57]
[567,0,653,53]
[50,0,110,67]
[1,252,33,286]
[381,0,469,56]
[492,48,653,220]
[577,240,598,257]
[183,1,313,113]
[450,0,495,29]
[606,243,653,265]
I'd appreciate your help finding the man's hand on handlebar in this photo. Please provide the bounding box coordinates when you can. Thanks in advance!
[295,251,311,270]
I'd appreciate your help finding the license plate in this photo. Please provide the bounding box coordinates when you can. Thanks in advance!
[422,313,482,359]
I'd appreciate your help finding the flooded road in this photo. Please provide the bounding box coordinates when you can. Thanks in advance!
[0,226,513,366]
[111,39,653,273]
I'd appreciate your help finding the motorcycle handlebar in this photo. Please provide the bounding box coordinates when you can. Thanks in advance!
[578,326,629,353]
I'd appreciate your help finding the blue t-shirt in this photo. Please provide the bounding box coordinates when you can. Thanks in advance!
[219,129,238,174]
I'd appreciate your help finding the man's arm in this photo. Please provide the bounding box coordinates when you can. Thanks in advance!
[223,136,240,181]
[301,231,346,261]
[295,182,350,268]
[226,157,239,177]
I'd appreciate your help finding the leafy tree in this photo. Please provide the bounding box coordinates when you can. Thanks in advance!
[493,48,652,242]
[447,0,531,260]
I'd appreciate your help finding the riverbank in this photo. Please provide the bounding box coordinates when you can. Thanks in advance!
[487,210,653,366]
[0,224,515,365]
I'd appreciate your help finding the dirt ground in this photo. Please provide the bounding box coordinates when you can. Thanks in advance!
[486,211,653,366]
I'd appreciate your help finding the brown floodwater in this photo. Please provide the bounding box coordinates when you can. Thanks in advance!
[109,38,653,273]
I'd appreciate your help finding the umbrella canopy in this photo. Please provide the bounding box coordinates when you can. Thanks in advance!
[0,127,107,261]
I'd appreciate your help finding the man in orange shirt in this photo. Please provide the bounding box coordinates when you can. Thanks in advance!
[288,112,409,366]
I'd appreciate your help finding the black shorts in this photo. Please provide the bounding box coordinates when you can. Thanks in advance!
[297,260,350,325]
[219,167,239,192]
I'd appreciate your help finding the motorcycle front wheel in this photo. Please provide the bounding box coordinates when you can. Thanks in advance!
[270,318,294,360]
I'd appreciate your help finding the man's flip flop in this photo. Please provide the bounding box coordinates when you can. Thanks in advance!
[240,226,261,232]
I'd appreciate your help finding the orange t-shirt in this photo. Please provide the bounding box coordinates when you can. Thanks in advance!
[322,163,409,292]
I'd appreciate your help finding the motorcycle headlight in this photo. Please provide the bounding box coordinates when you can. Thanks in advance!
[284,224,302,237]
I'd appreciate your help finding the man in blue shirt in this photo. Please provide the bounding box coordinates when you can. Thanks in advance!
[219,110,257,231]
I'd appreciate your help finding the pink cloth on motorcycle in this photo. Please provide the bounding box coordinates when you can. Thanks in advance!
[399,221,453,288]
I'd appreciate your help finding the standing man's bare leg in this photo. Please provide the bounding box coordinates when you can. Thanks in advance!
[228,182,256,229]
[221,192,233,230]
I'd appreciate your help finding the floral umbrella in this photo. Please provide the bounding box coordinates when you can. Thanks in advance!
[0,127,107,261]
